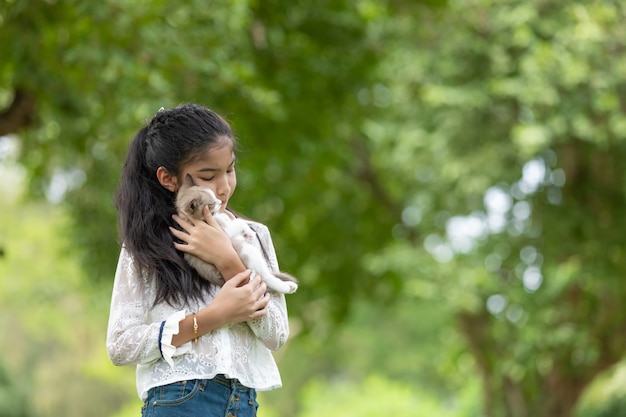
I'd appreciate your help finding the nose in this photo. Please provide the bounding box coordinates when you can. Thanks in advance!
[215,175,230,198]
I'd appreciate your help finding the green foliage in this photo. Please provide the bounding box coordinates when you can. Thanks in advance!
[0,193,135,417]
[0,359,31,417]
[298,375,459,417]
[576,363,626,417]
[578,397,626,417]
[261,297,481,417]
[2,0,626,416]
[0,180,623,417]
[355,0,626,414]
[1,0,444,322]
[0,188,473,417]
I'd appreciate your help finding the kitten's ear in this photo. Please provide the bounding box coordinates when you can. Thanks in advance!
[184,174,195,187]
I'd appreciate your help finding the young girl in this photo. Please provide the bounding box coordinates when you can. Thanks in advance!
[106,103,291,417]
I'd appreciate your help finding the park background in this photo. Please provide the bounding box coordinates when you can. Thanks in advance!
[1,0,626,416]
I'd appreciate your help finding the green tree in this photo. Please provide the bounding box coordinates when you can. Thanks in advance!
[360,1,626,416]
[1,0,445,320]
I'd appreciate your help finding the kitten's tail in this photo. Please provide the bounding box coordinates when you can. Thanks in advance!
[274,271,299,284]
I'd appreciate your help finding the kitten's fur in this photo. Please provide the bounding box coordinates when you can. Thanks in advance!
[176,175,298,294]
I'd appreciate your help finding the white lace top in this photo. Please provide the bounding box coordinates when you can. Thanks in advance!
[106,222,290,401]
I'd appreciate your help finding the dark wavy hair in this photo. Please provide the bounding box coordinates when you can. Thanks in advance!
[115,103,236,307]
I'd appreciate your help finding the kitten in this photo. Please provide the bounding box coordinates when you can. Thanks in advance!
[175,175,298,294]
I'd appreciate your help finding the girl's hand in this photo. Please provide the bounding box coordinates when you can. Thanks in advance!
[170,205,245,278]
[211,271,269,324]
[172,270,269,346]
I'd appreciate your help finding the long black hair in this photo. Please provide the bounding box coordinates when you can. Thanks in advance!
[115,103,236,307]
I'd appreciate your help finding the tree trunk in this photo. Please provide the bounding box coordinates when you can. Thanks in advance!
[0,88,36,136]
[458,310,620,417]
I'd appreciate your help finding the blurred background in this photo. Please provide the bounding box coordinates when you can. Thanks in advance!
[1,0,626,416]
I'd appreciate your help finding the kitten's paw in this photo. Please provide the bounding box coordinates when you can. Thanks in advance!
[286,282,298,294]
[268,280,298,294]
[279,281,298,294]
[242,230,256,242]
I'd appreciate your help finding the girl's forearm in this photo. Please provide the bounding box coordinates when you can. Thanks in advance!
[215,250,247,281]
[171,304,227,347]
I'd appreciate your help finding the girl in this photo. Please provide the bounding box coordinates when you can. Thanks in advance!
[106,104,290,417]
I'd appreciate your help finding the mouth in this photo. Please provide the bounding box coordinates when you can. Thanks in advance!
[211,198,222,214]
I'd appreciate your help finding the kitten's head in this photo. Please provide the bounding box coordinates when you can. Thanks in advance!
[175,175,221,220]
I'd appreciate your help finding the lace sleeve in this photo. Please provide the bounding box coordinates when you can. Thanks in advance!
[246,224,291,351]
[106,247,163,366]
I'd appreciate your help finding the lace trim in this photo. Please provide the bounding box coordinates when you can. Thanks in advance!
[159,309,191,368]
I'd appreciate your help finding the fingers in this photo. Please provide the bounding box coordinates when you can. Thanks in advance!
[202,205,221,228]
[169,211,214,245]
[249,273,269,312]
[172,213,194,231]
[169,226,187,241]
[213,270,269,322]
[256,291,270,309]
[252,278,268,300]
[225,270,252,287]
[232,271,269,308]
[249,305,268,319]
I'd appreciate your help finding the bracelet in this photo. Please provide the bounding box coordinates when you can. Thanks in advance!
[192,312,199,345]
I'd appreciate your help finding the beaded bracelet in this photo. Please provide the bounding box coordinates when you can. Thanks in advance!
[192,312,199,345]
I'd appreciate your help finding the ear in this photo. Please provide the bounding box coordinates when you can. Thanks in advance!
[156,166,178,192]
[184,174,196,187]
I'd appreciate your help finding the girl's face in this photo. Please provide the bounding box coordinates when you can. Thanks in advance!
[177,142,237,213]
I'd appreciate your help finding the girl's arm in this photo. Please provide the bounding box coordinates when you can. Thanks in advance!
[171,272,269,346]
[248,292,290,351]
[106,248,271,365]
[106,247,165,366]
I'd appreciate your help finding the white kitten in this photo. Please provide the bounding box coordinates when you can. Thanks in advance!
[175,175,298,294]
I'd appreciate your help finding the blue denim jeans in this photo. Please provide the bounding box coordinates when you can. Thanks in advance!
[141,375,258,417]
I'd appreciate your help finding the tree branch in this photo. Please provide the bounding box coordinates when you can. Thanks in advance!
[0,88,36,136]
[350,137,422,242]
